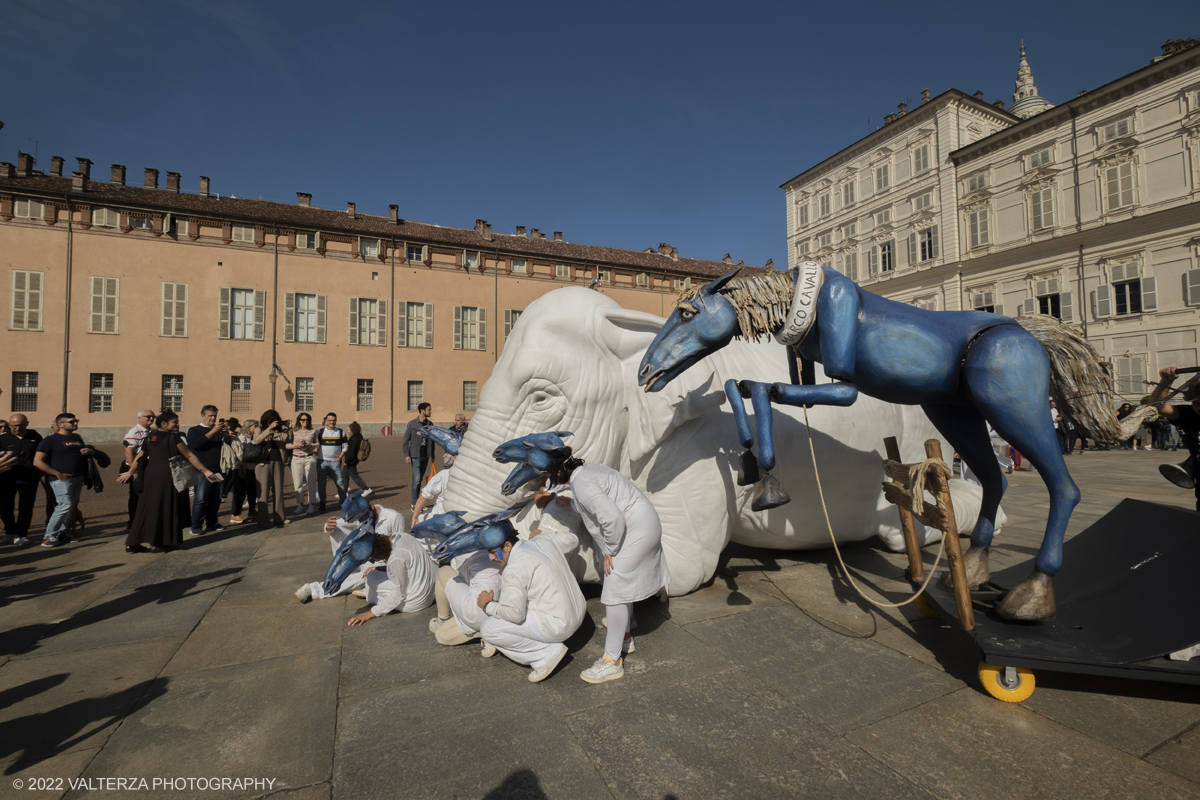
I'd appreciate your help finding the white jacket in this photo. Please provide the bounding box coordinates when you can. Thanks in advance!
[371,531,438,617]
[485,530,585,641]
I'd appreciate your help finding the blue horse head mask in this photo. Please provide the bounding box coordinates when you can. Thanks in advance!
[416,425,464,456]
[321,490,377,594]
[638,269,742,393]
[432,507,524,566]
[493,431,573,495]
[410,510,468,544]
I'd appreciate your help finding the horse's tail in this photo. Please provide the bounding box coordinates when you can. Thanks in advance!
[1016,313,1155,441]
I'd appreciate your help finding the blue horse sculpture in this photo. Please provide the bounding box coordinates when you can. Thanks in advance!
[417,425,465,456]
[638,263,1146,621]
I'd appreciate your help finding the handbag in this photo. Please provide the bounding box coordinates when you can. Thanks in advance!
[241,439,270,464]
[166,434,199,493]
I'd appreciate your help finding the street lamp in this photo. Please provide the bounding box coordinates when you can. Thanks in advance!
[268,364,278,409]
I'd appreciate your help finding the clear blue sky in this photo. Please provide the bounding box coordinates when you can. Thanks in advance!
[1,1,1195,268]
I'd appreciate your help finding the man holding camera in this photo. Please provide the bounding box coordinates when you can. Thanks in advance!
[1149,366,1200,511]
[186,405,227,536]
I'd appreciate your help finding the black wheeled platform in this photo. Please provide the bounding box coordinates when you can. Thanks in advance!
[923,498,1200,687]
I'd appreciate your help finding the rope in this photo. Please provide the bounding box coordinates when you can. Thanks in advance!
[801,406,946,608]
[907,457,952,509]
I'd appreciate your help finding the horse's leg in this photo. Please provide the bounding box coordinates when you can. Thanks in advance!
[724,379,755,450]
[965,327,1080,621]
[920,403,1007,589]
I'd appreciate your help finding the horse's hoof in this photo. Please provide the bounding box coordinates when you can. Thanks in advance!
[737,450,761,486]
[940,546,991,590]
[995,570,1056,621]
[751,473,791,512]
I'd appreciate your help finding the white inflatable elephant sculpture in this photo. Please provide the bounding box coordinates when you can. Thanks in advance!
[442,287,1002,595]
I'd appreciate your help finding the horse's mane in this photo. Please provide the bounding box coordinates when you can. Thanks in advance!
[677,269,796,341]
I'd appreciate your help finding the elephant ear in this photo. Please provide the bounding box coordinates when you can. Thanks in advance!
[596,306,727,467]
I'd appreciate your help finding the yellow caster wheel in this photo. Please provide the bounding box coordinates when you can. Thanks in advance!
[978,661,1035,702]
[913,594,939,619]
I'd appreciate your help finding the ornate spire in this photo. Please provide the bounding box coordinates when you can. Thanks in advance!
[1010,42,1054,120]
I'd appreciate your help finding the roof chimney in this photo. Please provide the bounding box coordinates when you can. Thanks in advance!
[921,88,931,105]
[0,163,14,179]
[76,158,92,180]
[553,231,562,242]
[993,99,1006,110]
[16,152,33,176]
[722,253,732,264]
[516,226,526,237]
[144,168,159,189]
[973,90,984,101]
[72,171,88,192]
[765,258,774,269]
[658,242,672,255]
[884,113,897,125]
[484,222,492,241]
[347,202,355,219]
[389,204,399,223]
[531,228,545,239]
[110,164,125,185]
[166,171,180,193]
[199,176,210,197]
[50,156,64,176]
[297,192,311,207]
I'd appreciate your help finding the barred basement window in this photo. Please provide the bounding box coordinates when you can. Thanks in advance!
[11,372,37,413]
[230,376,252,413]
[357,379,373,412]
[161,374,184,413]
[463,381,478,412]
[231,225,254,242]
[407,381,422,412]
[295,378,314,412]
[89,373,114,413]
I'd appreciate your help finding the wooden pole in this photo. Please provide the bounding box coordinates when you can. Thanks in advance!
[883,437,925,583]
[924,439,974,631]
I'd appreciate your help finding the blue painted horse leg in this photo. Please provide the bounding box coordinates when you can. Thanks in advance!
[724,378,755,449]
[919,403,1007,551]
[745,381,777,471]
[769,382,859,408]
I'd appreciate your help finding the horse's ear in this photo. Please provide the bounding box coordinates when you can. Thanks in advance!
[701,268,741,296]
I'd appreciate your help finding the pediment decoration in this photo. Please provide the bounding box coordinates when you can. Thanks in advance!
[837,238,859,251]
[910,210,936,227]
[1021,169,1059,190]
[816,246,835,259]
[838,167,858,180]
[966,122,983,135]
[961,190,992,208]
[1095,138,1136,161]
[793,191,811,202]
[816,178,833,190]
[1182,111,1200,137]
[908,127,935,145]
[870,147,893,163]
[869,229,894,243]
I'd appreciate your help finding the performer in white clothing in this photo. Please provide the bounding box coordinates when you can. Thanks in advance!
[412,452,455,523]
[477,526,586,683]
[434,550,503,646]
[548,451,669,684]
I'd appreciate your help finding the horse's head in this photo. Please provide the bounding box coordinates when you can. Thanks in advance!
[417,425,464,456]
[410,510,468,543]
[638,268,742,393]
[432,510,520,565]
[492,431,573,495]
[322,518,377,594]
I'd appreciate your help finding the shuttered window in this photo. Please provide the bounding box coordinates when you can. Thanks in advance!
[89,277,120,334]
[511,258,527,274]
[503,309,523,342]
[1115,356,1144,395]
[14,198,44,219]
[10,270,43,330]
[1105,162,1134,210]
[220,288,266,340]
[398,301,434,348]
[285,293,325,343]
[913,144,930,173]
[350,298,387,346]
[1185,269,1200,307]
[92,208,119,227]
[843,251,859,282]
[231,225,254,242]
[1031,187,1055,231]
[161,282,188,337]
[874,164,890,192]
[453,306,486,351]
[636,273,648,287]
[969,209,990,248]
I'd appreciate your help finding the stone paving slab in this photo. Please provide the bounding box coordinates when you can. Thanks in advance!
[1,746,102,797]
[846,687,1200,800]
[1147,721,1200,785]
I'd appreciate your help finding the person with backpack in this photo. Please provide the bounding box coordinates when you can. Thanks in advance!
[344,421,370,492]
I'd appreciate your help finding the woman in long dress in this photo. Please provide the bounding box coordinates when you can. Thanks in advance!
[120,410,219,553]
[546,449,669,684]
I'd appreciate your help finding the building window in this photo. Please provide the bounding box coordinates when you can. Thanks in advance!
[636,272,648,287]
[874,164,890,192]
[351,298,386,346]
[674,277,692,291]
[841,222,857,240]
[597,269,611,285]
[169,217,189,237]
[799,241,811,256]
[972,291,998,314]
[966,173,988,193]
[14,198,44,219]
[870,241,894,274]
[88,276,120,334]
[89,373,114,413]
[399,301,434,348]
[360,238,380,258]
[231,225,254,242]
[463,381,478,412]
[292,293,321,343]
[555,263,570,279]
[11,372,37,413]
[908,227,939,264]
[454,306,486,351]
[465,251,481,270]
[798,203,809,227]
[295,378,314,412]
[10,270,43,331]
[358,379,374,412]
[406,381,422,412]
[818,232,832,249]
[818,193,831,217]
[1105,162,1134,210]
[873,208,892,227]
[913,144,930,173]
[1028,277,1073,322]
[130,217,153,231]
[842,181,855,207]
[1109,262,1154,317]
[1031,186,1055,231]
[1115,356,1144,395]
[295,231,316,249]
[969,208,990,249]
[161,282,188,337]
[510,258,527,274]
[1101,118,1131,143]
[1029,147,1053,169]
[230,376,252,413]
[222,288,264,341]
[843,251,859,282]
[503,309,523,342]
[92,208,119,228]
[914,297,938,311]
[913,191,933,212]
[161,374,184,413]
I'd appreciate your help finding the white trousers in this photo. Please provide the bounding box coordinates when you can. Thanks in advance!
[306,570,365,601]
[445,577,489,637]
[291,454,318,505]
[480,616,562,669]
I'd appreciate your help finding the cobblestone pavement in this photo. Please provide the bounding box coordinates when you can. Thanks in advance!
[1,439,1197,799]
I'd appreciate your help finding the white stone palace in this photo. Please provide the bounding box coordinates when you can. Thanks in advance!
[784,39,1200,402]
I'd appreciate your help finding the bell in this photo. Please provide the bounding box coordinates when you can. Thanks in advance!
[751,473,792,512]
[1159,459,1195,490]
[737,450,761,486]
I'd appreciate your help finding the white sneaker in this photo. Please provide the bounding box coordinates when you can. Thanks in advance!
[305,505,317,515]
[293,505,306,515]
[351,589,367,599]
[481,641,497,658]
[13,536,29,546]
[580,654,624,684]
[622,636,635,655]
[295,584,313,604]
[529,643,568,683]
[429,617,445,633]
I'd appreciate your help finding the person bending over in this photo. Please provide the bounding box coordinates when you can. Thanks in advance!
[1149,366,1200,512]
[430,548,503,652]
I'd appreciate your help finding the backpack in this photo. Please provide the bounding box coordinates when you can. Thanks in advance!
[357,437,372,462]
